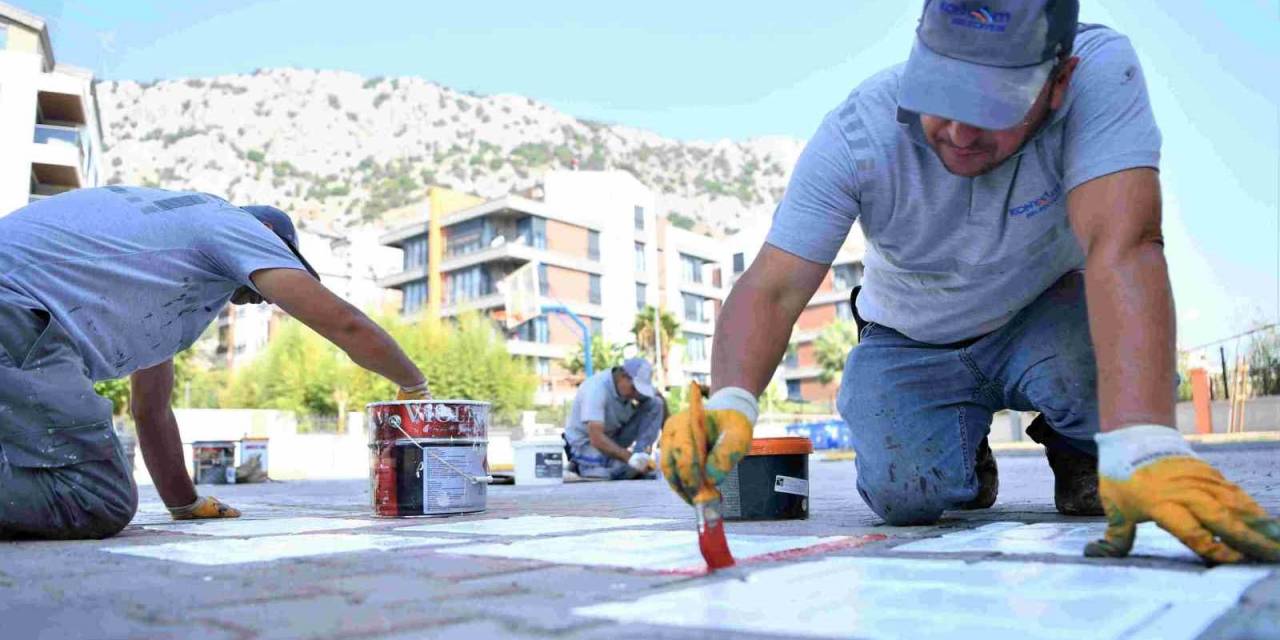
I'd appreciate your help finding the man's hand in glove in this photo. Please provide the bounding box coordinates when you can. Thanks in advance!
[168,496,241,521]
[660,385,756,505]
[1085,425,1280,565]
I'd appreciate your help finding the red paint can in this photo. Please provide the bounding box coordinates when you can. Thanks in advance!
[367,400,491,517]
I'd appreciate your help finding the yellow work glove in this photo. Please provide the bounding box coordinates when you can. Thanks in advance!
[660,383,756,505]
[396,380,431,401]
[168,496,241,521]
[1084,425,1280,565]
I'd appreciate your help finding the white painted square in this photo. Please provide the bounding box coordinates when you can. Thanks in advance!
[894,521,1199,561]
[573,556,1269,640]
[395,515,676,537]
[443,529,848,572]
[142,517,378,537]
[104,533,470,565]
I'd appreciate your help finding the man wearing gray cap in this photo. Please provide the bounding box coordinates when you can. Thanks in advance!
[0,186,430,539]
[660,0,1279,564]
[563,358,663,480]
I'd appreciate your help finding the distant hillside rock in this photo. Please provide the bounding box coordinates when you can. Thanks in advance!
[96,68,804,235]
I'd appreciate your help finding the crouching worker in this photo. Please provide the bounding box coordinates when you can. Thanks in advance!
[0,186,431,540]
[562,358,663,480]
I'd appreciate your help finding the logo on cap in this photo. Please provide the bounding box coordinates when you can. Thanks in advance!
[939,2,1010,32]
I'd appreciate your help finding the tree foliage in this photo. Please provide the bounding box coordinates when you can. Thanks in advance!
[563,334,623,377]
[93,378,131,416]
[814,321,859,385]
[631,305,681,370]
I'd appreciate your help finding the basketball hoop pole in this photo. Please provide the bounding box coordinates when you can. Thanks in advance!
[541,304,593,377]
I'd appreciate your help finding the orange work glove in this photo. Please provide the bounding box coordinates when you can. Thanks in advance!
[660,383,756,505]
[168,496,241,521]
[1085,425,1280,565]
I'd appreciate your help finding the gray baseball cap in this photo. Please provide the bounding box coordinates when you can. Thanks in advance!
[620,357,656,398]
[899,0,1079,130]
[239,205,321,280]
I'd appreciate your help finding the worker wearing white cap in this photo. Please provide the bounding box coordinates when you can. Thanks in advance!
[562,358,663,480]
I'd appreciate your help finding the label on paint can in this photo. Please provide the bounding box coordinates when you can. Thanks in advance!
[422,446,484,512]
[534,452,563,478]
[773,475,809,497]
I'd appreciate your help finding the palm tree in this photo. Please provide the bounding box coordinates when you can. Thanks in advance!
[632,305,682,379]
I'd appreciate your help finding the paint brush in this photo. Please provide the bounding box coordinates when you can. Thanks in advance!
[688,382,737,572]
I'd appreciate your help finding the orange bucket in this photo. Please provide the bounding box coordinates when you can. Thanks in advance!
[720,436,813,520]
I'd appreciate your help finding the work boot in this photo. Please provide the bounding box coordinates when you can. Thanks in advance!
[960,437,998,510]
[1025,415,1104,516]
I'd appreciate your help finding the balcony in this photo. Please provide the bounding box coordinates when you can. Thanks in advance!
[30,124,86,188]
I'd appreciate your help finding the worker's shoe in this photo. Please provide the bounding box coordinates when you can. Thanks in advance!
[960,437,998,510]
[1024,415,1104,516]
[1045,444,1104,516]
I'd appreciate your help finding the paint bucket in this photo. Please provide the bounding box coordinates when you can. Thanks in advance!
[512,439,564,485]
[367,400,491,517]
[719,437,813,521]
[192,441,236,485]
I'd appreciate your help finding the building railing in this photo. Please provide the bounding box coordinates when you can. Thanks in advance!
[33,123,81,147]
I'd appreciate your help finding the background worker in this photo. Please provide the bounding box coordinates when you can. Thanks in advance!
[661,0,1280,564]
[563,358,662,480]
[0,186,430,540]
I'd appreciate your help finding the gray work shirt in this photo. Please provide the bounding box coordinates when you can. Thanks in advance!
[765,25,1162,344]
[0,186,306,380]
[563,369,638,449]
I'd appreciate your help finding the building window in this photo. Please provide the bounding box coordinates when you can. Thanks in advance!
[680,253,703,284]
[537,263,549,295]
[590,317,603,336]
[634,242,646,273]
[446,266,492,304]
[403,281,428,314]
[783,344,799,368]
[403,237,428,270]
[833,262,864,290]
[786,380,803,402]
[535,357,551,376]
[635,283,647,311]
[0,26,7,50]
[684,333,708,362]
[446,218,493,257]
[516,316,550,343]
[517,216,546,249]
[589,274,601,305]
[682,293,708,323]
[690,372,709,386]
[733,252,745,274]
[836,301,854,321]
[634,205,645,231]
[587,229,600,261]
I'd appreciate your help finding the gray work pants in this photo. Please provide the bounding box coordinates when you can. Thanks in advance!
[0,302,137,540]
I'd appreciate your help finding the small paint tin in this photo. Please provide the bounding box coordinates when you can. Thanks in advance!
[192,440,237,485]
[719,437,813,521]
[367,400,491,517]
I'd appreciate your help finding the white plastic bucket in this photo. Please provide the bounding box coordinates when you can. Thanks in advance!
[512,439,564,486]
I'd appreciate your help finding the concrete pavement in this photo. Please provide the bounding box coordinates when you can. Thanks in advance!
[2,443,1277,639]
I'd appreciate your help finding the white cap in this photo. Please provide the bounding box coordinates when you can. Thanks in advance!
[621,357,656,398]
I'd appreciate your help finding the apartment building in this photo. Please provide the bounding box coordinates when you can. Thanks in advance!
[727,219,867,408]
[0,3,103,215]
[378,171,730,406]
[657,221,728,389]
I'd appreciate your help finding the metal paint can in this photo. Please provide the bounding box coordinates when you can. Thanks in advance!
[719,437,813,521]
[367,400,491,517]
[192,440,237,485]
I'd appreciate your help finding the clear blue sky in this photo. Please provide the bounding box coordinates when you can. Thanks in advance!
[18,0,1280,351]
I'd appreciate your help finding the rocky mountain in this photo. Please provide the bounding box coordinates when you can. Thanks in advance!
[96,68,804,235]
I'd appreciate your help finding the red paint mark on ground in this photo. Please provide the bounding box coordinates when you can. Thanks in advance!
[660,534,889,577]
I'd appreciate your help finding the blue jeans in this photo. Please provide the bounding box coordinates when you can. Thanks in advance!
[837,273,1099,525]
[567,397,664,480]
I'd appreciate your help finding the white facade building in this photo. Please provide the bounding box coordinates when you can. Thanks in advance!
[0,3,103,215]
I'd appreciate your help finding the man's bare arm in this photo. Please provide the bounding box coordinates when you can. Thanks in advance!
[1067,167,1175,431]
[130,359,198,508]
[587,421,632,462]
[250,268,423,388]
[711,245,831,395]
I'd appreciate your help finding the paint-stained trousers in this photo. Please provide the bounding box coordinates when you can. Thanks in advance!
[0,302,137,540]
[566,397,664,480]
[838,273,1100,525]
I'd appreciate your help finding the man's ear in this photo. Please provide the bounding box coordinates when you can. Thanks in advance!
[1049,56,1080,111]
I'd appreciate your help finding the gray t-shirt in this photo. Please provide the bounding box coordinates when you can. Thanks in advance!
[0,186,307,380]
[766,25,1161,344]
[564,369,638,449]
